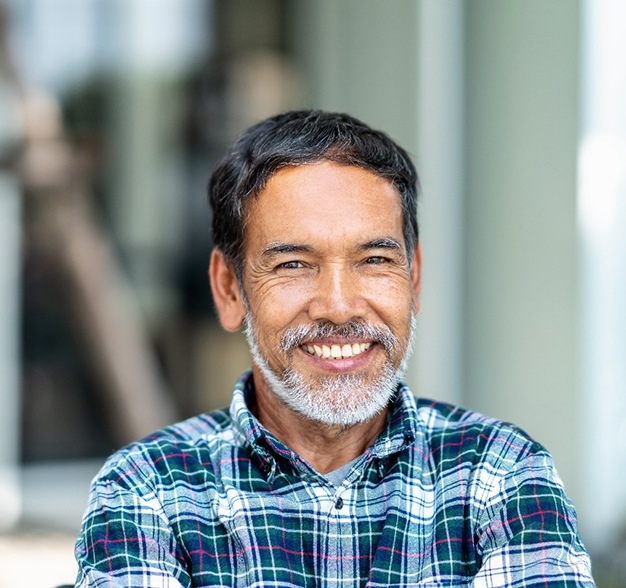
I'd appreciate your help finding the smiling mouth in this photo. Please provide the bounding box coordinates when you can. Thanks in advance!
[301,342,373,360]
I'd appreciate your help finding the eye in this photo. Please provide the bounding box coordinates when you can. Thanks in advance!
[364,256,390,265]
[277,260,304,270]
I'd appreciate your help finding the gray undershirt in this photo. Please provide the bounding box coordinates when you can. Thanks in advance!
[325,456,360,487]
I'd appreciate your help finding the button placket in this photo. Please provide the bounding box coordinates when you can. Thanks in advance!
[330,486,359,585]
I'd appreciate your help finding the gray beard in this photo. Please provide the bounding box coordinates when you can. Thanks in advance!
[244,314,416,427]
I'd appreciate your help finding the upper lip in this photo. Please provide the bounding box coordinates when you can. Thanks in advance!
[301,337,374,346]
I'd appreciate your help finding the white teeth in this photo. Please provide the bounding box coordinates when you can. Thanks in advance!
[303,342,372,359]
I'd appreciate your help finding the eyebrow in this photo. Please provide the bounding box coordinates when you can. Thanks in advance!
[358,237,403,252]
[261,242,314,257]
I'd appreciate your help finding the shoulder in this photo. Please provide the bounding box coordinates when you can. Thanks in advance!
[92,407,237,494]
[410,398,571,517]
[143,407,234,445]
[413,397,548,473]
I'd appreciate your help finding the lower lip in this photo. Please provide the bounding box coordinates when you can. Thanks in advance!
[296,344,376,373]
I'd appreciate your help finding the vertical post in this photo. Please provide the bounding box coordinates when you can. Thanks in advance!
[578,0,626,552]
[0,172,21,530]
[0,14,23,524]
[412,0,464,405]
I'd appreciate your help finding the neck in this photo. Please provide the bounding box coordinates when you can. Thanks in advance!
[250,369,388,474]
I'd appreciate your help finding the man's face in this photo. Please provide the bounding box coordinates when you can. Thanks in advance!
[240,161,421,426]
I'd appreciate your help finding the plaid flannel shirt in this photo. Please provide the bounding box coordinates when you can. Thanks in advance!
[75,371,594,587]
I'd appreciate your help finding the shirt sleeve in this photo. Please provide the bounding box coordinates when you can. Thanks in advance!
[472,449,595,587]
[75,475,190,588]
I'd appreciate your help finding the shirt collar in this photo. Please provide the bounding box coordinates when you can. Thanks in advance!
[368,382,420,459]
[229,370,422,464]
[229,371,279,458]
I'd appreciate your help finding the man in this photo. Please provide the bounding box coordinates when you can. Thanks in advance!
[75,110,594,586]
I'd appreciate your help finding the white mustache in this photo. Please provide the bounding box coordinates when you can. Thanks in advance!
[278,320,400,355]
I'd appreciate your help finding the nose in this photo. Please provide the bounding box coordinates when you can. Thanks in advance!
[307,264,367,324]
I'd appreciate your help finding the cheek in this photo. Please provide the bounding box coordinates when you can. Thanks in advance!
[363,276,415,313]
[248,278,314,321]
[249,289,310,349]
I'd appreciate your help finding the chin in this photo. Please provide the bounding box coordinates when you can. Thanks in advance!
[267,367,400,427]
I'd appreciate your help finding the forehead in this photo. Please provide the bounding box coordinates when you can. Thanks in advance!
[244,161,404,249]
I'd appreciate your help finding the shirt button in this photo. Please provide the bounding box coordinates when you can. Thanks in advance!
[334,497,344,510]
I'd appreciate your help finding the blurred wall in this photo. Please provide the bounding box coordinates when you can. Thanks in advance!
[288,0,418,154]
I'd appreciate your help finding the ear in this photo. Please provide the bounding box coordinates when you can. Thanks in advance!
[410,243,422,314]
[209,249,246,331]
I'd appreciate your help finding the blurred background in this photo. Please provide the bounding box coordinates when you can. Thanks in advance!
[0,0,624,586]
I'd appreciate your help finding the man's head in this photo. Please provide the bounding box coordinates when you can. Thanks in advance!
[208,110,421,427]
[208,110,419,276]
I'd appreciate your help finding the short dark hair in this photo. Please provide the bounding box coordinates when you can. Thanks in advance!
[208,110,419,272]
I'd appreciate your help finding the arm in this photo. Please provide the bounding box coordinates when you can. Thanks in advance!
[75,477,190,588]
[472,450,595,587]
